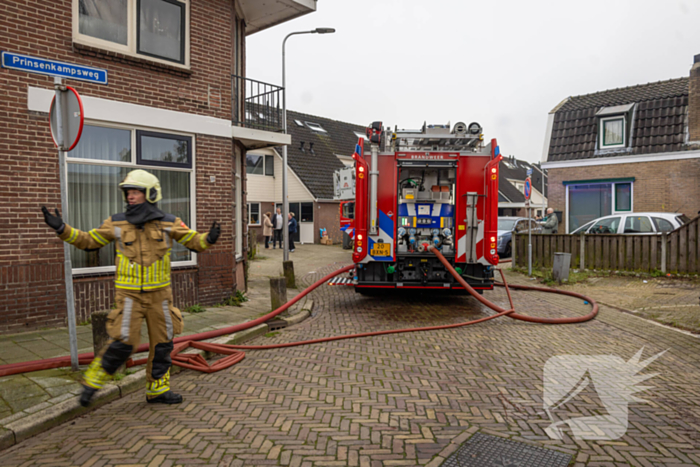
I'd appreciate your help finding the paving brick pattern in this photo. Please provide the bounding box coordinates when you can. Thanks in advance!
[1,262,700,466]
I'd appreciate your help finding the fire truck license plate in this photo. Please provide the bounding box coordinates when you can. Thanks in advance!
[370,243,390,256]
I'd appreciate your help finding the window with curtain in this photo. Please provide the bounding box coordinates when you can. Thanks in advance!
[601,117,625,148]
[138,0,185,63]
[79,0,128,45]
[66,124,193,270]
[74,0,189,66]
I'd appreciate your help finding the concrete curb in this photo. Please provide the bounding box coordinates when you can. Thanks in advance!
[0,301,316,452]
[280,299,313,326]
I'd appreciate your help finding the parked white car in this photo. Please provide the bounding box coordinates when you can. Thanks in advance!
[570,212,689,235]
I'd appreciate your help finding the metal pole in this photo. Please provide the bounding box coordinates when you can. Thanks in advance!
[280,29,334,260]
[282,35,289,262]
[528,204,532,277]
[54,77,79,371]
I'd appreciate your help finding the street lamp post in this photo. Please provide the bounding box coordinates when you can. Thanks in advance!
[282,28,335,261]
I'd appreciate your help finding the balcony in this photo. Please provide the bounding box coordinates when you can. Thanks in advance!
[231,75,290,149]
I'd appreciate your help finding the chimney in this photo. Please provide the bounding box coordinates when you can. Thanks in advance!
[690,54,700,142]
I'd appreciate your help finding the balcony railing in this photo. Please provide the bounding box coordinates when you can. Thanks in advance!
[232,75,285,133]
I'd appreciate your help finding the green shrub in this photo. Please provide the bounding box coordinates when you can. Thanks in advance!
[220,290,248,307]
[185,304,206,314]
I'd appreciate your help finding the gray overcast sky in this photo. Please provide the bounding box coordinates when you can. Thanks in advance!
[247,0,699,163]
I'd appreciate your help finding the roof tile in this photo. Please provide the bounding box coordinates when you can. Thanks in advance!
[548,77,690,162]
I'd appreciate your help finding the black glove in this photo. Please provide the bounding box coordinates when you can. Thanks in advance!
[206,221,220,245]
[42,206,65,234]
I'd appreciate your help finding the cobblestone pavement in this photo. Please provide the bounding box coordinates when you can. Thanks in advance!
[2,253,700,466]
[0,243,348,432]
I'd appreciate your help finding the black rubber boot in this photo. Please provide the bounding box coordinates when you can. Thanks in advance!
[80,385,98,407]
[147,391,183,404]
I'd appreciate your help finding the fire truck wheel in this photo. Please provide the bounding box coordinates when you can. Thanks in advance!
[355,288,380,297]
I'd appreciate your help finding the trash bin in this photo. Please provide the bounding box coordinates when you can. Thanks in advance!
[552,252,571,284]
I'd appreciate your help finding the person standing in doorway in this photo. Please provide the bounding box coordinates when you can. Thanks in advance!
[41,169,220,407]
[263,211,273,249]
[272,207,284,249]
[288,212,297,252]
[539,208,559,234]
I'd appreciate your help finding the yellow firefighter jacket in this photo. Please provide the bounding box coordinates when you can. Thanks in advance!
[59,213,210,291]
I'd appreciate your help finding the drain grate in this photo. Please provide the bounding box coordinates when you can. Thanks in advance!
[267,320,288,331]
[441,433,571,467]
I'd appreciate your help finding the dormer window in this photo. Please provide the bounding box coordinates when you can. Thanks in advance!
[600,116,625,148]
[595,103,634,150]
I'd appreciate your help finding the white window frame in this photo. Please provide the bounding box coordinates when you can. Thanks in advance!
[565,181,634,233]
[66,120,197,275]
[599,116,626,149]
[72,0,191,69]
[248,202,261,226]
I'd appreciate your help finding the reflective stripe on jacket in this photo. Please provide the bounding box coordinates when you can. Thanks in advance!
[59,212,210,291]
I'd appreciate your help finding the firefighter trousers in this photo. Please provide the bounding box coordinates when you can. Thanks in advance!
[83,287,184,398]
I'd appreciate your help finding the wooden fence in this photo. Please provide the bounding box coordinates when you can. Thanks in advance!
[513,216,700,274]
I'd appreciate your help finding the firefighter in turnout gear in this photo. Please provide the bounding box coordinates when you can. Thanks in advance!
[41,169,221,407]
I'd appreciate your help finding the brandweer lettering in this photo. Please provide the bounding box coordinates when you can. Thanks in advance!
[12,56,100,79]
[409,155,446,160]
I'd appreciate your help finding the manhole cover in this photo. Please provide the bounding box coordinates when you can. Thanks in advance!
[441,433,571,467]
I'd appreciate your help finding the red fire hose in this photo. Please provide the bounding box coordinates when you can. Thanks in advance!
[0,251,598,378]
[0,265,353,377]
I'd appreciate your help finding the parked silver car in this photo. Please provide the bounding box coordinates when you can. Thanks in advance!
[569,212,688,235]
[497,217,541,257]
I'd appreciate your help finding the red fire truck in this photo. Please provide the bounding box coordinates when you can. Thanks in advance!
[342,121,502,293]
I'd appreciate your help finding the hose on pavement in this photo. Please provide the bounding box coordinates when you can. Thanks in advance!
[0,251,598,377]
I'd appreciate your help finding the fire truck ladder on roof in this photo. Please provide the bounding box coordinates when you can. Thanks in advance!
[394,132,482,151]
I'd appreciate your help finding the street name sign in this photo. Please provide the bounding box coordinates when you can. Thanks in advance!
[1,51,108,85]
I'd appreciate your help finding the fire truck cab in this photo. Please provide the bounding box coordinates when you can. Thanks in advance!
[351,121,502,293]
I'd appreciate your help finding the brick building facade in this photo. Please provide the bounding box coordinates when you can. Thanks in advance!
[0,0,312,333]
[542,54,700,233]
